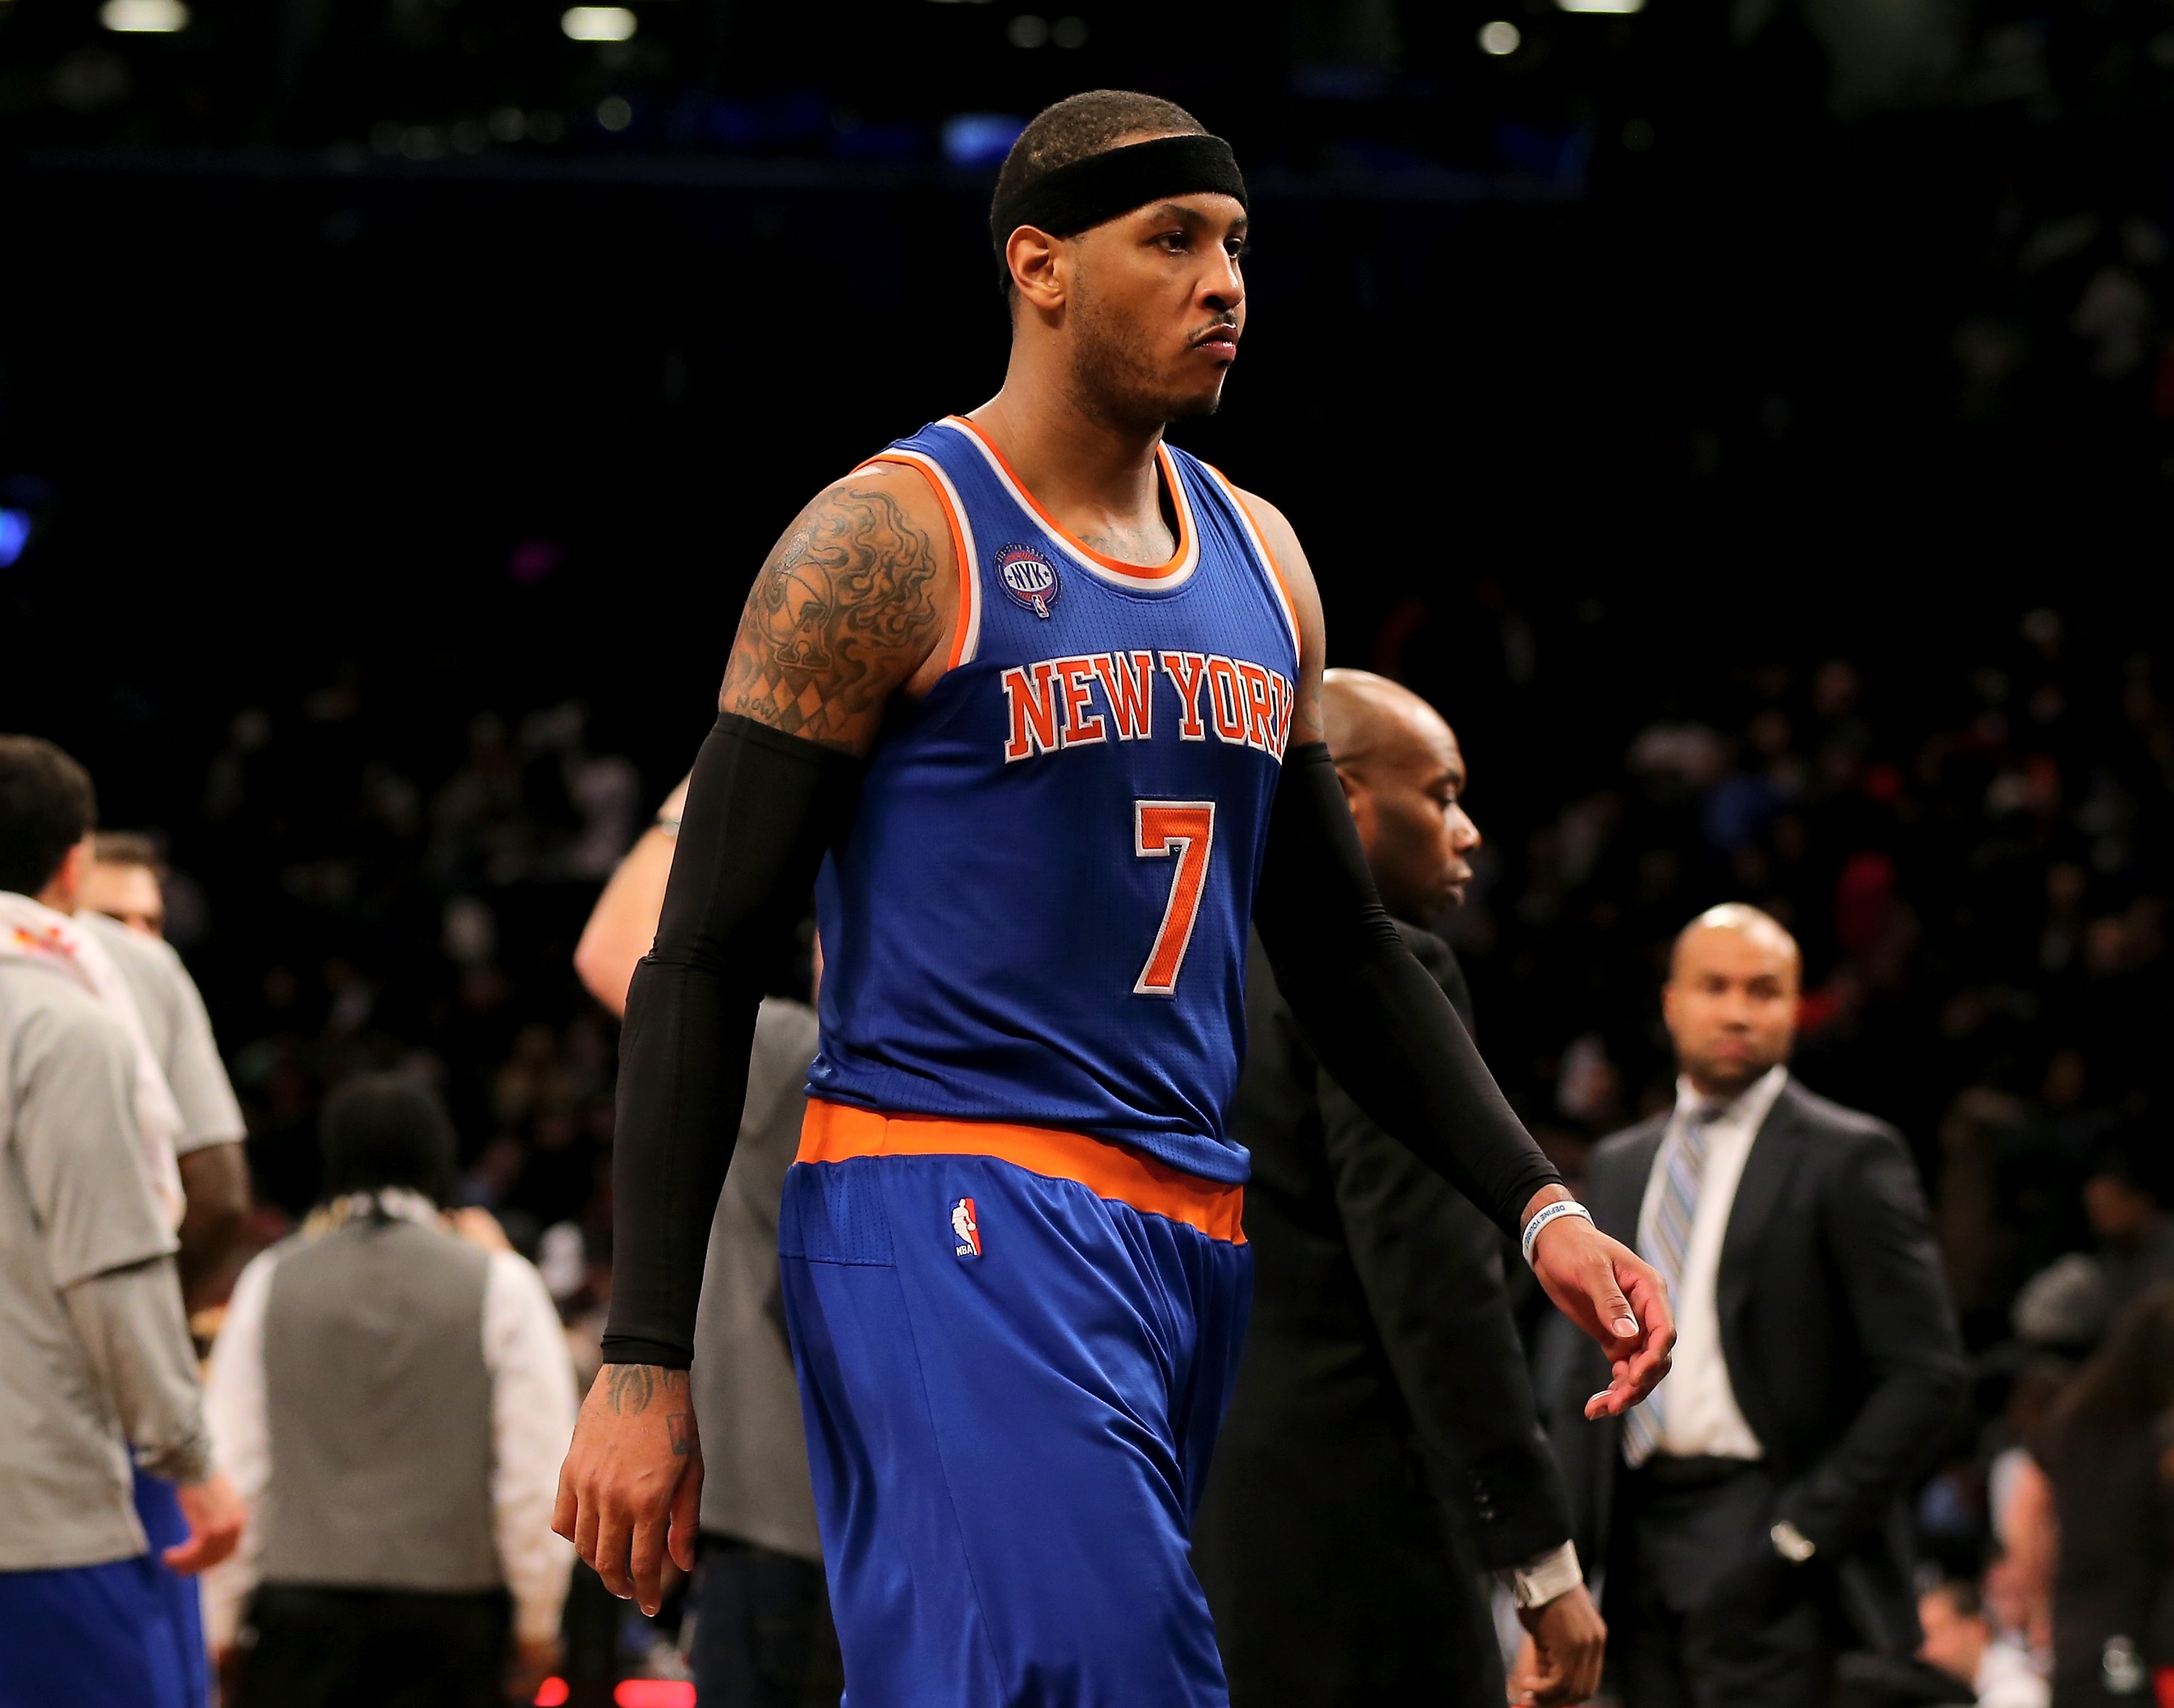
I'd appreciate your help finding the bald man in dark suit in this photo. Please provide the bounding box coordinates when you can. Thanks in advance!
[1552,906,1966,1708]
[1196,672,1604,1708]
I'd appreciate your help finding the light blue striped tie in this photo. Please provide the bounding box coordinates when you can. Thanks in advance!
[1623,1106,1714,1467]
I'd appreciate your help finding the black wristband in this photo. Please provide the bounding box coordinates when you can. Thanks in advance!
[601,714,862,1369]
[1254,743,1561,1238]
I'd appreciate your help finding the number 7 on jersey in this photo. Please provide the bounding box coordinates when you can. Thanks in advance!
[1133,801,1216,997]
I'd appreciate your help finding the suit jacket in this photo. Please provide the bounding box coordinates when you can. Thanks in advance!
[1553,1077,1968,1652]
[1195,924,1572,1708]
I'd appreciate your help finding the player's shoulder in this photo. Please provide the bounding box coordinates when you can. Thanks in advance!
[76,910,188,996]
[0,959,135,1079]
[776,457,959,577]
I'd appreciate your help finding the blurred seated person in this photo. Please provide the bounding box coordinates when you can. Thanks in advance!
[2083,1128,2174,1321]
[204,1076,578,1708]
[2005,1280,2174,1708]
[578,778,842,1707]
[1553,904,1967,1708]
[1194,671,1604,1708]
[1919,1580,2049,1708]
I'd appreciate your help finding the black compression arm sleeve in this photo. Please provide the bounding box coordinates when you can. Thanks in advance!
[1253,742,1562,1239]
[601,714,862,1369]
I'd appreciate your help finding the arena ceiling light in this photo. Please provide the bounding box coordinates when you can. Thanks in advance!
[1557,0,1647,14]
[1477,19,1521,53]
[99,0,189,30]
[561,5,636,40]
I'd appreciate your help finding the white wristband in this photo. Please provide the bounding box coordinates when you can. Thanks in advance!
[1520,1199,1593,1267]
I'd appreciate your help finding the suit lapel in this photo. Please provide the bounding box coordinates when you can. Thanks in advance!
[1716,1081,1810,1453]
[1591,1119,1666,1245]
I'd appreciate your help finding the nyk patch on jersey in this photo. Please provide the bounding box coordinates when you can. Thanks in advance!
[951,1197,982,1258]
[996,545,1059,619]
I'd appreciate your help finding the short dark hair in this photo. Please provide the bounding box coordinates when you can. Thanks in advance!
[93,830,163,872]
[320,1074,460,1206]
[0,736,96,897]
[1924,1578,1984,1621]
[992,90,1207,296]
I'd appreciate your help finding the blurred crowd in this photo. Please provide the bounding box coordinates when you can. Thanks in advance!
[86,596,2163,1700]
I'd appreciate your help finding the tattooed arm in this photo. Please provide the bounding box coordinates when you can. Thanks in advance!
[555,462,957,1615]
[719,463,959,749]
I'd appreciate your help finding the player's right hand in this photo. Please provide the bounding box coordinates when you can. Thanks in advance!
[553,1364,703,1616]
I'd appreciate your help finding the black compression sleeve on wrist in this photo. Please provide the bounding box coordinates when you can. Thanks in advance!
[600,713,862,1369]
[1254,743,1562,1239]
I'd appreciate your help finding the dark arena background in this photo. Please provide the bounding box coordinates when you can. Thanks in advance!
[3,0,2172,1701]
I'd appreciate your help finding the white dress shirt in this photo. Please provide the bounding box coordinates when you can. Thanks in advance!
[1633,1064,1788,1462]
[202,1192,578,1647]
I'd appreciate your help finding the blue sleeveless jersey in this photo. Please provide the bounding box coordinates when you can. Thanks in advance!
[807,416,1302,1185]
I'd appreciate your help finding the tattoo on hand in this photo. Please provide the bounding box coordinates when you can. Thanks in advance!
[668,1412,693,1457]
[604,1365,686,1417]
[719,482,942,746]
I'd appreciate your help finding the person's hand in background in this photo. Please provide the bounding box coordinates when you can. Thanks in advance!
[446,1205,514,1253]
[165,1471,245,1574]
[1509,1582,1607,1707]
[507,1633,561,1703]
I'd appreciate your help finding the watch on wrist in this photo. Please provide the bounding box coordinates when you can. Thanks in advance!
[1770,1520,1815,1564]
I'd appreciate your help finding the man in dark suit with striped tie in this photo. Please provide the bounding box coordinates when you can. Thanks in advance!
[1552,904,1966,1708]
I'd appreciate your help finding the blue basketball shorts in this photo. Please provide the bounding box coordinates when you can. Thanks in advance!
[0,1470,209,1708]
[780,1099,1253,1708]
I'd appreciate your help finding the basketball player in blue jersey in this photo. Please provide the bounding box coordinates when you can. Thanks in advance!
[557,90,1677,1708]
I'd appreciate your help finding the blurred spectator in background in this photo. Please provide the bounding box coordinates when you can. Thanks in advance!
[1554,904,1967,1708]
[61,826,250,1310]
[576,778,843,1707]
[83,830,169,935]
[2015,1281,2174,1708]
[205,1075,576,1707]
[1196,671,1603,1708]
[0,735,243,1708]
[1919,1579,2049,1708]
[36,799,251,1701]
[2080,1132,2174,1321]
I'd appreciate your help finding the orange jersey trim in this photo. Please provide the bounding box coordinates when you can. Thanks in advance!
[1207,463,1304,663]
[944,415,1195,582]
[859,451,979,670]
[799,1099,1246,1244]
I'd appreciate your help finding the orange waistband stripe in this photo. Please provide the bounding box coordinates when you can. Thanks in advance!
[797,1099,1246,1244]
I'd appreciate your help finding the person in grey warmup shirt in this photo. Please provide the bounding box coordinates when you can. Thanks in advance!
[0,735,244,1708]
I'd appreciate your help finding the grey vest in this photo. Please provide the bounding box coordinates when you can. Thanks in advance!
[260,1215,499,1591]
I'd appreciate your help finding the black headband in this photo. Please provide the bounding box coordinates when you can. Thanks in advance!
[988,133,1249,256]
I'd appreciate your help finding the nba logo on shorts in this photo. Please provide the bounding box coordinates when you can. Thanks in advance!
[950,1197,981,1258]
[996,545,1059,620]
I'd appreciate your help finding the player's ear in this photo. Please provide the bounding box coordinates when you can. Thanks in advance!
[1007,226,1067,314]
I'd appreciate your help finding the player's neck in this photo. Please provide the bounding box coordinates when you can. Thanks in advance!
[970,369,1171,565]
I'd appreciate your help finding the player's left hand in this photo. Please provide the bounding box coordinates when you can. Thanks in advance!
[1521,1190,1674,1419]
[1510,1581,1607,1706]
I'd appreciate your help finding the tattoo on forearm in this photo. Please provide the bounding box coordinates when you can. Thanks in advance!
[668,1411,693,1457]
[604,1364,687,1417]
[719,483,942,746]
